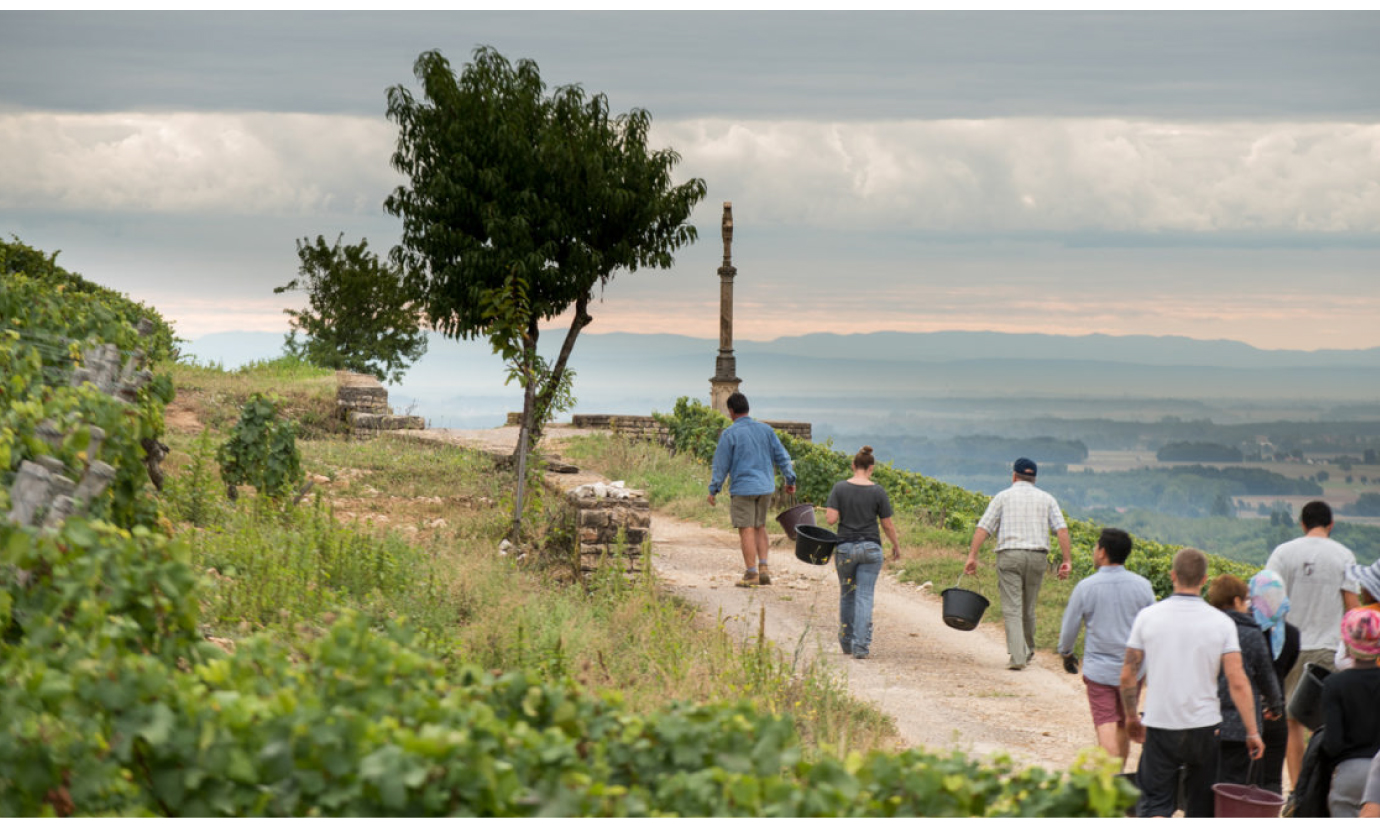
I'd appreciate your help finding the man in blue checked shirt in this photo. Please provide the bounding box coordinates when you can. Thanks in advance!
[1056,527,1156,770]
[708,392,796,588]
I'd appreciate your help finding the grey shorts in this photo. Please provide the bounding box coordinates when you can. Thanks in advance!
[730,494,771,528]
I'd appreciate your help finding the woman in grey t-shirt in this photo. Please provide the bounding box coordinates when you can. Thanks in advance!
[825,446,901,660]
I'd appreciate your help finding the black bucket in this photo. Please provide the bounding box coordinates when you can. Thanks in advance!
[1287,661,1331,732]
[940,585,990,631]
[795,524,842,565]
[775,503,816,541]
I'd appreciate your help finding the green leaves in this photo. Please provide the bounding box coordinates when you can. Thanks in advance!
[275,234,427,385]
[216,393,303,501]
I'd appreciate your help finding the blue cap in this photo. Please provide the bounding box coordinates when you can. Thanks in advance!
[1014,457,1038,477]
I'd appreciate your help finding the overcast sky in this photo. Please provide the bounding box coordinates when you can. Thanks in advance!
[3,11,1379,351]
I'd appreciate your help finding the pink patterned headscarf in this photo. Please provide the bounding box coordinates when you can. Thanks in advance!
[1341,608,1380,660]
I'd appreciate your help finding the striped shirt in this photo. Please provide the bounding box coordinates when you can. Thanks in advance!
[976,480,1068,552]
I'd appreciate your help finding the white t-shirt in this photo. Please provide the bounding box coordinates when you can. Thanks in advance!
[1126,594,1241,730]
[1266,535,1360,651]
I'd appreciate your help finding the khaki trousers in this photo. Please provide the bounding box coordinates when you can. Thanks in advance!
[996,548,1047,668]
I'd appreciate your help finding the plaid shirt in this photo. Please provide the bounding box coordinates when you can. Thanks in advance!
[977,480,1067,551]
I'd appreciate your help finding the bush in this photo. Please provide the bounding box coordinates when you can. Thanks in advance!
[217,393,303,500]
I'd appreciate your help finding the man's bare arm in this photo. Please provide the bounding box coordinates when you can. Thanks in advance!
[1120,648,1145,743]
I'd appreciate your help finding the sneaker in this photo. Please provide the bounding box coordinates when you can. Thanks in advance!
[735,571,760,588]
[757,566,772,586]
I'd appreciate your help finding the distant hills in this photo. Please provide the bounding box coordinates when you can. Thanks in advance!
[182,329,1380,428]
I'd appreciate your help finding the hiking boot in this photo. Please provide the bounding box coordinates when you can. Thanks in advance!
[757,566,772,586]
[735,571,760,588]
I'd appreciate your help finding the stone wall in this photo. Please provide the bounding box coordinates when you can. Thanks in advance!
[564,483,650,575]
[567,413,812,443]
[336,371,424,438]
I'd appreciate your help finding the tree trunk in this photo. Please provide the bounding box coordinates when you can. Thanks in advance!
[531,293,592,443]
[510,317,541,541]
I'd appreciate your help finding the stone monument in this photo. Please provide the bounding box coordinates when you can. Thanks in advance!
[709,202,741,414]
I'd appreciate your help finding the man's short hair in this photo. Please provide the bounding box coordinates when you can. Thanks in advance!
[726,392,749,415]
[1098,528,1133,565]
[1206,574,1248,611]
[1301,500,1333,530]
[1172,547,1208,589]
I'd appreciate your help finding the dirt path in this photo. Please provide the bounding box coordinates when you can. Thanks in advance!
[398,426,1111,772]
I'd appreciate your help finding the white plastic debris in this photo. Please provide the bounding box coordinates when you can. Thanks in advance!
[498,538,513,556]
[571,481,638,500]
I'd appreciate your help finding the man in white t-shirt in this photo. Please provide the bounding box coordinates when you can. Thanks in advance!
[1266,500,1360,786]
[1121,547,1263,818]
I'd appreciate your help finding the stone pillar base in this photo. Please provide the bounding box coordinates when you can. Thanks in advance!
[709,378,742,416]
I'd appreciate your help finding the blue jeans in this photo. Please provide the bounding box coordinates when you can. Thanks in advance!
[835,541,884,657]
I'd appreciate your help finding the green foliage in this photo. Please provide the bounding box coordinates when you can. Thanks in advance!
[1,257,175,529]
[0,523,1134,817]
[2,235,179,363]
[385,46,706,447]
[216,393,303,500]
[652,396,729,462]
[162,427,229,528]
[192,497,435,632]
[1157,441,1244,462]
[275,234,427,384]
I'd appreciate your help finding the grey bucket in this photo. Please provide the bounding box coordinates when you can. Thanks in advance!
[1287,661,1331,732]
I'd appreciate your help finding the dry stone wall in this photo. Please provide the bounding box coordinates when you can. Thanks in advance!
[565,482,650,575]
[336,371,424,438]
[567,413,812,443]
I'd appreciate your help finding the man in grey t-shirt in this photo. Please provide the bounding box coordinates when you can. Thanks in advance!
[1266,500,1361,788]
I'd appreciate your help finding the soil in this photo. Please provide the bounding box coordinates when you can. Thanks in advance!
[407,425,1110,772]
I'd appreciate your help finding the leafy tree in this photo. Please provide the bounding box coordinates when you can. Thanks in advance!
[273,234,427,384]
[385,47,706,536]
[1349,492,1380,517]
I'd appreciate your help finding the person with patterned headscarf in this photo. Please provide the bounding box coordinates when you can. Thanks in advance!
[1321,608,1380,816]
[1335,559,1380,671]
[1251,569,1301,795]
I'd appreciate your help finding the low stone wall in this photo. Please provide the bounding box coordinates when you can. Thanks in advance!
[565,413,812,443]
[565,484,650,575]
[336,372,424,438]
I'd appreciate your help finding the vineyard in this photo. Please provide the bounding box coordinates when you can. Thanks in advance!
[1,237,1133,815]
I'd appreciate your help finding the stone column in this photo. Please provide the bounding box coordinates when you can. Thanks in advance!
[710,202,741,414]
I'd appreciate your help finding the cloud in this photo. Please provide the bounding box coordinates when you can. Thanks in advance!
[5,109,1373,237]
[658,118,1380,234]
[0,111,399,215]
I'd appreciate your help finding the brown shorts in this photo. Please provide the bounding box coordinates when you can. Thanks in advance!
[1084,676,1127,727]
[730,494,771,528]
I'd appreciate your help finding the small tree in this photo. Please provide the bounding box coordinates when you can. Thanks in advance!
[274,234,428,384]
[385,47,706,537]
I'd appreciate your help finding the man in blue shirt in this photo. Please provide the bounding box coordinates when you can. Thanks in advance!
[1057,527,1156,769]
[708,392,796,587]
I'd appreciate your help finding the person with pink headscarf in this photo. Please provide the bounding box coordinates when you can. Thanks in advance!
[1321,608,1380,816]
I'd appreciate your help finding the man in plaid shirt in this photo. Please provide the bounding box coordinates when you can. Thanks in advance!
[964,457,1072,670]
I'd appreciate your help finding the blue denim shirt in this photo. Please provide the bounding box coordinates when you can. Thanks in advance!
[1057,565,1157,686]
[708,416,796,497]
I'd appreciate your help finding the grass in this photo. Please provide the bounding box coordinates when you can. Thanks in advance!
[155,366,900,758]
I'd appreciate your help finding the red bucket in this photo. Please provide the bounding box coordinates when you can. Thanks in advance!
[1212,783,1284,818]
[775,503,816,540]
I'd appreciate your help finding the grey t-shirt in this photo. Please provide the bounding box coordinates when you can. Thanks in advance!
[825,480,893,544]
[1266,535,1361,651]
